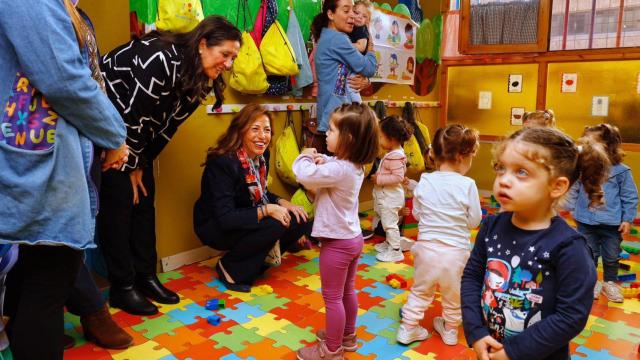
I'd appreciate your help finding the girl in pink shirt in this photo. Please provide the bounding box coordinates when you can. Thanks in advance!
[294,103,379,359]
[372,116,413,262]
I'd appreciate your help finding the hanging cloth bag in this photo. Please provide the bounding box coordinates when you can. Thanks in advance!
[287,8,313,95]
[260,22,299,76]
[230,0,269,94]
[402,102,431,177]
[156,0,204,33]
[275,110,300,186]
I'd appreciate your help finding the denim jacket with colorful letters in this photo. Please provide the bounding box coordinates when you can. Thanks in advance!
[0,0,126,249]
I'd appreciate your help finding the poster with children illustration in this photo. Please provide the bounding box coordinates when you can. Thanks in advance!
[370,7,417,85]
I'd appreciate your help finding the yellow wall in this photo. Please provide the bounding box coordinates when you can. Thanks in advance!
[546,60,640,142]
[80,0,130,54]
[449,61,640,193]
[447,64,539,135]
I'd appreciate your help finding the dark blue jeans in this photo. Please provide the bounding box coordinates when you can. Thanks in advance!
[576,222,622,282]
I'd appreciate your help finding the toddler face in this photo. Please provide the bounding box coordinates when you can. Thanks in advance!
[353,4,370,26]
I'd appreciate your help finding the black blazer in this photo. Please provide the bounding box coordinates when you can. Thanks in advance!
[193,150,280,250]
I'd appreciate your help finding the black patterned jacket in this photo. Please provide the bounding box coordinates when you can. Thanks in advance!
[100,37,201,170]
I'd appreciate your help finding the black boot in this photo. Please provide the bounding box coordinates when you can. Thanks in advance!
[109,285,158,316]
[135,274,180,304]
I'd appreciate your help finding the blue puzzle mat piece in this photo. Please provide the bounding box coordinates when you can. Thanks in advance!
[571,346,622,360]
[206,277,230,292]
[218,302,266,325]
[166,303,213,325]
[359,253,378,266]
[357,335,412,359]
[220,354,255,360]
[159,355,179,360]
[358,311,395,334]
[361,281,405,300]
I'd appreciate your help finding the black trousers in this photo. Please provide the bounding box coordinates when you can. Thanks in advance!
[97,165,157,288]
[66,260,106,317]
[219,216,312,284]
[5,245,82,360]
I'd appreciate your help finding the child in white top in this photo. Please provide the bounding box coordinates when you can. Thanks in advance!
[294,103,380,359]
[397,124,481,346]
[372,116,413,262]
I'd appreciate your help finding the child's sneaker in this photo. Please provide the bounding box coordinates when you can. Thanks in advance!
[593,281,603,300]
[297,341,344,360]
[376,248,404,262]
[396,323,429,345]
[315,329,358,351]
[374,241,390,253]
[433,316,458,345]
[602,281,624,303]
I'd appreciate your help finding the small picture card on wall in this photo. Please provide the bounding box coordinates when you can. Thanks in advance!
[561,73,577,93]
[592,96,609,116]
[511,107,525,126]
[508,74,523,93]
[478,91,492,110]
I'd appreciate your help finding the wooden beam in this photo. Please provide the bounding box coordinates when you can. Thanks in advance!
[439,64,449,128]
[536,60,548,110]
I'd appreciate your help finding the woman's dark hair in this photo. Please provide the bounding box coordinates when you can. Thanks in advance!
[427,124,479,169]
[331,103,380,165]
[494,127,610,207]
[205,103,273,162]
[144,16,242,108]
[583,123,625,165]
[311,0,341,41]
[379,116,413,145]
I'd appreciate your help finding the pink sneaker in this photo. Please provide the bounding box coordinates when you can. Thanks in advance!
[296,341,344,359]
[315,329,358,351]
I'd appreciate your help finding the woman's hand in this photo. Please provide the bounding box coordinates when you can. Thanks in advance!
[129,169,148,205]
[348,74,370,92]
[619,221,631,235]
[472,336,503,360]
[278,199,308,223]
[265,204,292,227]
[102,143,129,171]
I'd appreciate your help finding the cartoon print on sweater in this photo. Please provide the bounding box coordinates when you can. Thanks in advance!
[481,234,546,341]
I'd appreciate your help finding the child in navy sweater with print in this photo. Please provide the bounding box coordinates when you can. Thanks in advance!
[462,127,608,360]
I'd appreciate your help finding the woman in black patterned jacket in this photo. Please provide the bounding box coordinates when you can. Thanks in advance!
[97,16,241,316]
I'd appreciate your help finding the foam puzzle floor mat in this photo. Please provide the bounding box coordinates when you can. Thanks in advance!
[64,197,640,359]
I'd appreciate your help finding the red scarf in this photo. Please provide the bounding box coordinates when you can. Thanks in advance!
[236,148,268,206]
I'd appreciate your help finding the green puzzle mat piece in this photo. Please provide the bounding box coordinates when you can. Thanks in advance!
[210,324,263,352]
[266,323,316,350]
[132,315,182,339]
[246,293,291,312]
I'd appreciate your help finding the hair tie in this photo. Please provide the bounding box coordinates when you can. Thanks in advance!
[577,145,583,153]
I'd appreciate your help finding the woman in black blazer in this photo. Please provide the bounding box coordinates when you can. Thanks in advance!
[194,104,312,292]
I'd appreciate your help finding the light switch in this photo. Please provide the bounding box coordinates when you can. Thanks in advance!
[478,91,492,109]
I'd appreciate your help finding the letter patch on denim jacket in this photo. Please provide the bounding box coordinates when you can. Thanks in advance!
[333,63,348,97]
[1,72,57,150]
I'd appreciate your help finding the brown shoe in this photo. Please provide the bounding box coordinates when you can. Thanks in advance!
[296,341,344,359]
[81,306,133,349]
[315,329,358,351]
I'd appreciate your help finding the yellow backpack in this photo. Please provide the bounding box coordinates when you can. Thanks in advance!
[230,32,269,94]
[404,121,431,178]
[275,111,300,186]
[290,188,314,218]
[156,0,204,33]
[260,22,299,76]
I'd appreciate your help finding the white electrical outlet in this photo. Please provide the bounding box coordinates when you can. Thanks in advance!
[478,91,492,109]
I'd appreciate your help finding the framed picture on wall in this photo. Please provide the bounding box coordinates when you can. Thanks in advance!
[508,74,523,93]
[561,73,577,93]
[511,107,525,125]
